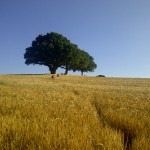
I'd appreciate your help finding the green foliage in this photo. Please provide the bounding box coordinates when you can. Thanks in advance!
[61,43,81,74]
[24,32,71,74]
[24,32,97,75]
[96,75,105,77]
[74,50,97,75]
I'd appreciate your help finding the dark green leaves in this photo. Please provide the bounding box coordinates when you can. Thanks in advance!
[24,32,97,75]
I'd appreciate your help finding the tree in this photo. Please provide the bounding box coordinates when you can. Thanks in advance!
[85,55,97,75]
[24,32,97,75]
[75,50,97,75]
[24,32,71,74]
[61,43,81,74]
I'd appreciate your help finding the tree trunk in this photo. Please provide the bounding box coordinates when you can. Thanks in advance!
[51,69,56,74]
[64,66,69,75]
[49,66,58,74]
[81,71,83,76]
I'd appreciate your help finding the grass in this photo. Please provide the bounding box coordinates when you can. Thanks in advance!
[0,75,150,150]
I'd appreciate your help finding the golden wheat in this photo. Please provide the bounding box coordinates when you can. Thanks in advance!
[0,75,150,150]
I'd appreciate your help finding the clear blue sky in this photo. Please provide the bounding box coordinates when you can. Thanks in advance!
[0,0,150,78]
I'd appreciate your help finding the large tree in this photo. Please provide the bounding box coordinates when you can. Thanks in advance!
[24,32,97,75]
[24,32,71,74]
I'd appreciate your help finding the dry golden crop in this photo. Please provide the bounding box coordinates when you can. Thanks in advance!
[0,75,150,150]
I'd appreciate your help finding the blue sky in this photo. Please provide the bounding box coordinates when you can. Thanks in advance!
[0,0,150,77]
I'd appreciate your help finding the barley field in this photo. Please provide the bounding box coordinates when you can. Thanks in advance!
[0,75,150,150]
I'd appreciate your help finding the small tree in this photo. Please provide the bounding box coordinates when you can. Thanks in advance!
[85,55,97,75]
[75,50,97,75]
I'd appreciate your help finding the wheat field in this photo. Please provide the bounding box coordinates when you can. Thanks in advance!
[0,75,150,150]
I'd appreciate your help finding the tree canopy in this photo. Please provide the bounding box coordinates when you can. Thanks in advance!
[24,32,97,75]
[74,50,97,75]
